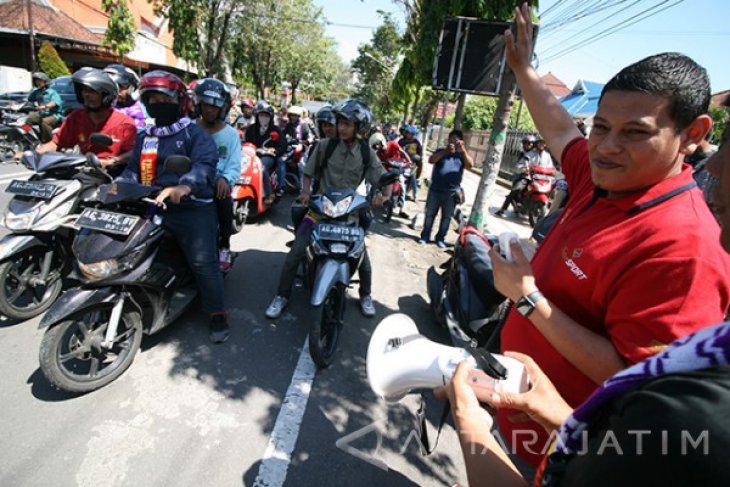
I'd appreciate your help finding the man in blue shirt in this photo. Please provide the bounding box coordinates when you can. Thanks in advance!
[193,78,242,272]
[418,129,473,248]
[25,72,64,143]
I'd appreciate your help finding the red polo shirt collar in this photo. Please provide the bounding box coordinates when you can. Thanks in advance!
[593,163,696,214]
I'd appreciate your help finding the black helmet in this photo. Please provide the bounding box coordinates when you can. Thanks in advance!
[315,106,336,125]
[31,72,51,84]
[72,67,118,108]
[253,100,274,117]
[103,64,139,88]
[194,78,231,121]
[332,99,373,138]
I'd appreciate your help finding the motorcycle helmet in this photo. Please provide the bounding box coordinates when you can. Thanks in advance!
[194,78,231,121]
[241,97,255,109]
[287,105,304,117]
[404,125,419,136]
[254,100,275,117]
[104,64,140,106]
[332,98,373,138]
[72,67,118,108]
[139,70,191,116]
[31,72,51,85]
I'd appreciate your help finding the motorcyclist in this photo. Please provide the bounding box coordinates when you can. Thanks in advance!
[234,98,255,130]
[244,101,286,204]
[369,126,387,152]
[283,105,311,191]
[193,78,242,273]
[104,63,146,131]
[116,70,230,344]
[24,71,63,143]
[398,125,423,200]
[496,135,554,217]
[265,98,390,319]
[377,140,412,217]
[36,68,136,175]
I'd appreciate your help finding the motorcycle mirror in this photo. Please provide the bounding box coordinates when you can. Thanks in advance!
[162,155,191,174]
[89,133,113,147]
[86,153,102,169]
[378,170,399,189]
[20,150,35,168]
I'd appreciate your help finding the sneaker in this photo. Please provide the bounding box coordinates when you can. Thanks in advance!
[276,189,285,197]
[359,295,376,317]
[209,313,230,344]
[398,210,410,219]
[417,238,427,245]
[264,194,276,205]
[265,295,288,319]
[495,210,506,217]
[436,241,447,249]
[218,248,232,272]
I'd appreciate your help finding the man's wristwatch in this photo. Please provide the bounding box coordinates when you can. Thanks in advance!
[515,290,545,318]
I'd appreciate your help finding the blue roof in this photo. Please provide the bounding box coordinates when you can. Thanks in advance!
[560,80,605,118]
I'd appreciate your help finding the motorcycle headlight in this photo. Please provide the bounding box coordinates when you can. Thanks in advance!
[78,259,118,281]
[322,196,353,219]
[4,207,39,230]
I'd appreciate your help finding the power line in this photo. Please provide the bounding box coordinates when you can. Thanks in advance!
[541,0,684,64]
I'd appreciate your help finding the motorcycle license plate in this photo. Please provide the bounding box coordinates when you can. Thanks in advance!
[76,208,140,236]
[317,223,363,242]
[6,179,57,200]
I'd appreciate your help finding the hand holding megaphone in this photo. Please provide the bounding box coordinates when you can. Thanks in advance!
[367,314,529,403]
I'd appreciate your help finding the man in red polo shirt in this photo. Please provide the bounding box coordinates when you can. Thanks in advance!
[37,67,136,175]
[486,5,730,467]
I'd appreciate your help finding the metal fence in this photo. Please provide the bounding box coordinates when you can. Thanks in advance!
[463,129,539,175]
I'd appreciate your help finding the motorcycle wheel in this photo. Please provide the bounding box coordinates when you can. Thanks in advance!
[384,200,394,223]
[232,198,251,233]
[308,284,345,369]
[529,202,546,228]
[0,249,64,321]
[39,306,143,393]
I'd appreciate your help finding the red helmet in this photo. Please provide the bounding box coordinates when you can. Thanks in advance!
[241,97,255,108]
[139,70,191,115]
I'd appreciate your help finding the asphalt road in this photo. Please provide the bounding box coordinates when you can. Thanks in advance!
[0,163,533,487]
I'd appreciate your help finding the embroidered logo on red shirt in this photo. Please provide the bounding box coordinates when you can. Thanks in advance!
[562,246,588,280]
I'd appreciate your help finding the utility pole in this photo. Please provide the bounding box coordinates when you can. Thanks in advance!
[26,0,37,71]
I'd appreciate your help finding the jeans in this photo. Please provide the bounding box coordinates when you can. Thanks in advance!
[164,204,224,314]
[420,189,456,243]
[276,156,286,193]
[25,112,59,143]
[260,155,276,195]
[216,195,233,249]
[277,224,372,299]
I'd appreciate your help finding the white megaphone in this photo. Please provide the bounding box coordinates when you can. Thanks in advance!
[367,314,529,403]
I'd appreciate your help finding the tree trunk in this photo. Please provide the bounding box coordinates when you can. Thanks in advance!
[453,93,466,130]
[467,68,517,230]
[290,80,298,105]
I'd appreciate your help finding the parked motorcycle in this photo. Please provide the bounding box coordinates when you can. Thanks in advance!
[427,225,508,352]
[38,156,197,393]
[301,172,398,368]
[0,102,42,162]
[231,139,280,233]
[0,134,111,320]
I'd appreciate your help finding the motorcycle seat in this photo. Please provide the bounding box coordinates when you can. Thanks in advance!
[462,234,504,308]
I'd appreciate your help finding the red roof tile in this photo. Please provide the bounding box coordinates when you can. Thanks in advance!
[0,0,101,45]
[542,72,571,98]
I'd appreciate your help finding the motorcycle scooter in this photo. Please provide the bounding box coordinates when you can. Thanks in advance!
[38,156,200,393]
[231,135,281,233]
[0,134,111,320]
[0,102,42,161]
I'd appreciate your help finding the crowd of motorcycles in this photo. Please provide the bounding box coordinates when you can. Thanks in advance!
[0,101,44,162]
[0,98,541,396]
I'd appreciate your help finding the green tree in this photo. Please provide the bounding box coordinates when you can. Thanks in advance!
[462,95,535,131]
[37,41,70,78]
[101,0,136,59]
[351,11,403,120]
[153,0,245,77]
[710,105,729,144]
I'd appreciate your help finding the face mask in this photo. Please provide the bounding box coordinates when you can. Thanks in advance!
[147,102,180,127]
[259,115,271,127]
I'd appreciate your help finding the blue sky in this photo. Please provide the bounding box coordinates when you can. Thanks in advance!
[314,0,730,93]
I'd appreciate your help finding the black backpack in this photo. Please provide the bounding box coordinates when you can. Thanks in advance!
[316,138,372,185]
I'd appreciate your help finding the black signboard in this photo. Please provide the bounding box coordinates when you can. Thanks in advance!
[6,179,58,200]
[76,208,140,236]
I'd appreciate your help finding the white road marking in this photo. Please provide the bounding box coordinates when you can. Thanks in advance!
[253,337,317,487]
